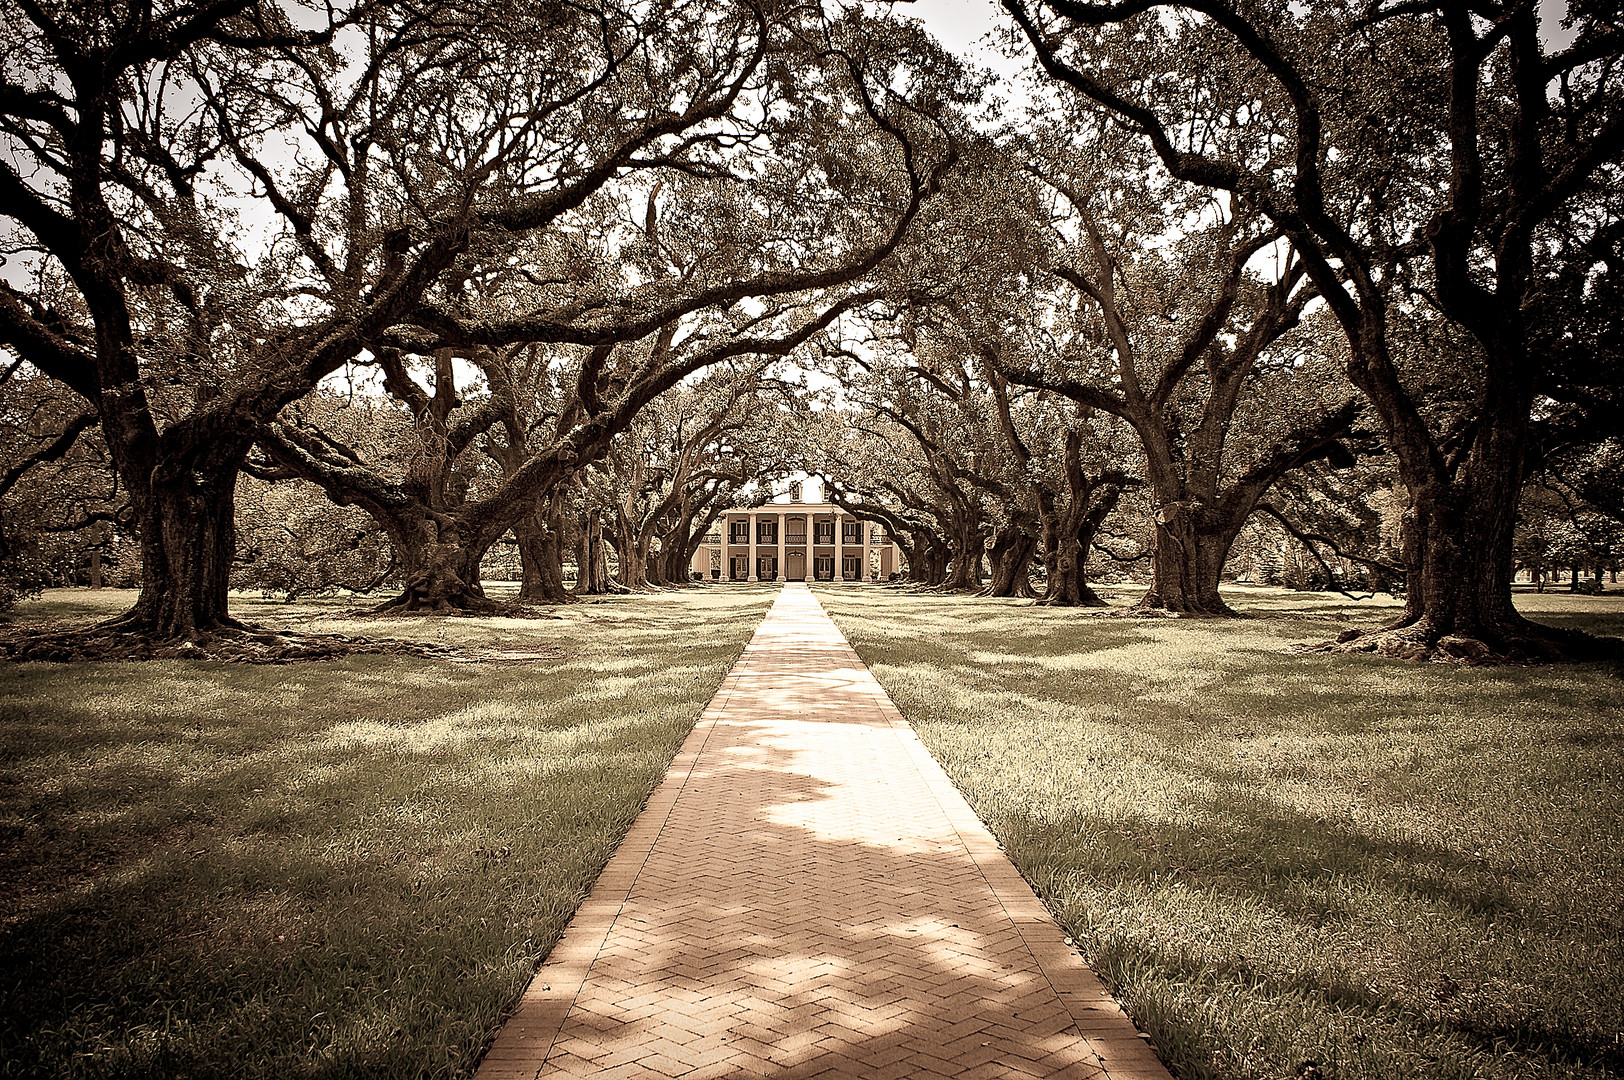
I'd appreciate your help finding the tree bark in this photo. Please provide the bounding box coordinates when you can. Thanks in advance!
[981,526,1038,598]
[1036,433,1123,608]
[1350,394,1609,660]
[942,517,985,591]
[658,521,692,586]
[662,503,726,586]
[574,512,613,595]
[1042,534,1104,606]
[613,512,655,591]
[375,517,496,613]
[112,460,246,636]
[1134,501,1239,616]
[908,531,948,585]
[1039,484,1121,608]
[514,503,572,604]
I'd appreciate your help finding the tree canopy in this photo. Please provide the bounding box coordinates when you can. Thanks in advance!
[2,0,1619,663]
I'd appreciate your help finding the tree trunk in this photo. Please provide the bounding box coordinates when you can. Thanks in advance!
[1042,534,1106,607]
[1135,502,1237,616]
[660,521,696,586]
[943,521,984,591]
[1367,458,1604,660]
[646,544,668,587]
[112,465,244,636]
[514,507,572,604]
[613,515,653,591]
[574,513,613,595]
[908,532,948,585]
[1040,472,1123,607]
[1338,358,1620,661]
[664,506,723,586]
[981,526,1037,598]
[374,517,494,612]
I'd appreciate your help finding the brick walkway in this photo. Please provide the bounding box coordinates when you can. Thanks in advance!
[477,584,1172,1080]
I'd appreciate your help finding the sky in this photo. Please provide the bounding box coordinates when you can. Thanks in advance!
[906,0,1038,102]
[908,0,1009,60]
[907,0,1578,66]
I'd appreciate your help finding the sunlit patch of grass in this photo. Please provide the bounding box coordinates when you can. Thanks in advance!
[0,585,776,1080]
[817,584,1624,1080]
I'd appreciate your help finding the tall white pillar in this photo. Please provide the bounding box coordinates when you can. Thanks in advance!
[773,512,783,580]
[747,513,757,581]
[836,514,849,584]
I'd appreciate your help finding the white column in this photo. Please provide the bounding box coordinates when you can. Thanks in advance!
[747,513,757,581]
[773,512,783,580]
[836,514,848,584]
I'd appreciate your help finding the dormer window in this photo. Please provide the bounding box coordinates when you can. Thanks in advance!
[789,481,802,503]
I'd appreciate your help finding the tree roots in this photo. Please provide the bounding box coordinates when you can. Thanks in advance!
[1293,624,1624,665]
[0,622,448,664]
[361,596,568,619]
[1124,602,1246,619]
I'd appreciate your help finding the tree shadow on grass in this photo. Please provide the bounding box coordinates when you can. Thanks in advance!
[0,623,768,1079]
[0,701,677,1079]
[992,791,1624,1077]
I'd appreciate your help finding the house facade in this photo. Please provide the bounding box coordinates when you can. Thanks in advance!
[689,482,903,583]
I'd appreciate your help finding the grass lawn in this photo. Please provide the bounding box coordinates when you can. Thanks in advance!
[817,583,1624,1080]
[0,584,777,1080]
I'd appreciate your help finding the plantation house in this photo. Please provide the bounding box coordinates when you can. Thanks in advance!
[690,481,904,582]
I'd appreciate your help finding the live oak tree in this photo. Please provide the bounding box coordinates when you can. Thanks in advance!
[812,411,955,586]
[252,346,516,610]
[1003,0,1624,659]
[881,127,1346,612]
[650,373,811,588]
[257,6,961,613]
[985,372,1137,607]
[998,122,1363,615]
[833,353,1000,591]
[821,139,1127,599]
[479,352,576,605]
[598,365,796,591]
[0,0,956,649]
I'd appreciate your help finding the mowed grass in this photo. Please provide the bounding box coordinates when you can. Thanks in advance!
[817,584,1624,1080]
[0,585,777,1080]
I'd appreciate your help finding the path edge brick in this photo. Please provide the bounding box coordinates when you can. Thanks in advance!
[820,596,1174,1080]
[474,648,750,1080]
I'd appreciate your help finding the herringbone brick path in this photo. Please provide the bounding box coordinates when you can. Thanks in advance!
[477,584,1172,1080]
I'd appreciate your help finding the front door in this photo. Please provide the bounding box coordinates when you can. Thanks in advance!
[786,552,805,581]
